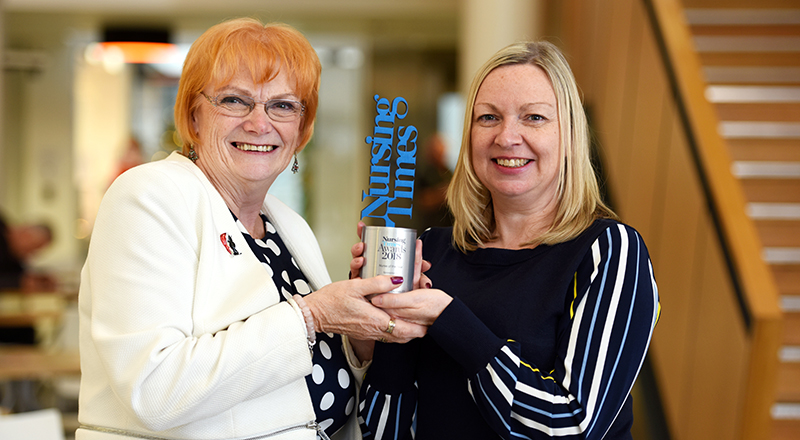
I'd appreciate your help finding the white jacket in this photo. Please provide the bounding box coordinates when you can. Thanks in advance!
[77,152,364,440]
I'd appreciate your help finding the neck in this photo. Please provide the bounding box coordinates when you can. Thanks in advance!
[234,202,267,235]
[199,166,269,238]
[486,197,557,250]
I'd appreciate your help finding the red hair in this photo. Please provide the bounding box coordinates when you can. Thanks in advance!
[174,17,321,152]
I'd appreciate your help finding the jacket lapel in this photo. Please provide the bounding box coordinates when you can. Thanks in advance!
[262,195,332,292]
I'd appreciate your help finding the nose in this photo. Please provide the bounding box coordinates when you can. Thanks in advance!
[496,119,522,147]
[242,106,275,134]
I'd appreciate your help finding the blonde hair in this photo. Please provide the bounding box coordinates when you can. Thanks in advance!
[446,41,617,252]
[174,17,321,153]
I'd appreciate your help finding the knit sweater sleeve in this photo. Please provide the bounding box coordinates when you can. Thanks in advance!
[357,335,419,439]
[434,223,659,439]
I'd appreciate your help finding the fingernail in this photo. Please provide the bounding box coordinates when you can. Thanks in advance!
[425,282,432,289]
[391,276,404,284]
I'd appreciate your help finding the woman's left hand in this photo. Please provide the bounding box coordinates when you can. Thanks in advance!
[369,288,452,327]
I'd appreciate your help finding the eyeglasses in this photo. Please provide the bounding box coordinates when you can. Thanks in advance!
[200,92,305,122]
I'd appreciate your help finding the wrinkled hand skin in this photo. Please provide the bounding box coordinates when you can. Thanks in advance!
[303,275,428,362]
[370,288,453,327]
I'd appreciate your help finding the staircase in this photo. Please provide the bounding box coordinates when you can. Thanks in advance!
[683,3,800,438]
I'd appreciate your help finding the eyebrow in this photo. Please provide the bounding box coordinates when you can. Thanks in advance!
[473,101,556,113]
[474,101,555,107]
[215,86,300,101]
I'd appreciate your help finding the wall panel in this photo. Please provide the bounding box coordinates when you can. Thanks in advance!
[593,0,636,218]
[648,111,705,437]
[685,216,749,438]
[624,11,668,241]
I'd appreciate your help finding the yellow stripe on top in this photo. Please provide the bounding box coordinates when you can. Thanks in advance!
[656,302,662,326]
[520,360,557,382]
[508,339,557,382]
[570,271,578,319]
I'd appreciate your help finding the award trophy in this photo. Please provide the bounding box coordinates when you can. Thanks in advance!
[360,94,418,293]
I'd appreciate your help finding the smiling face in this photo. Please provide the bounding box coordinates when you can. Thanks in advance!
[191,67,302,195]
[470,63,561,214]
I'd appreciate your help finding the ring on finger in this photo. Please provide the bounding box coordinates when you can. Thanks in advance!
[378,337,388,343]
[385,319,396,334]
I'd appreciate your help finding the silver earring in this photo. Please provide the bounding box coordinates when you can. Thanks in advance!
[291,154,299,174]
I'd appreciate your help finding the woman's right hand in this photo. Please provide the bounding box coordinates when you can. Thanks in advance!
[303,275,427,344]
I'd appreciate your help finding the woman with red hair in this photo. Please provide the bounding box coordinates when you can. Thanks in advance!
[77,18,424,440]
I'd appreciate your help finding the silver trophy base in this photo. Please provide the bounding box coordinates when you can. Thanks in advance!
[360,225,416,293]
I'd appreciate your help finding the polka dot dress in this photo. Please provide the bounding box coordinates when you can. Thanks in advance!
[235,212,356,436]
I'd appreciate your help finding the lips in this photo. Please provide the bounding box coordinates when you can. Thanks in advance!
[494,158,531,168]
[233,142,276,152]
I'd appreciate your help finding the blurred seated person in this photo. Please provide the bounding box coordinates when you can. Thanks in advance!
[0,215,56,344]
[413,133,454,233]
[109,135,145,185]
[0,216,55,292]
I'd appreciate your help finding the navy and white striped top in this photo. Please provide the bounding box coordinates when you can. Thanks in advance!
[359,219,660,439]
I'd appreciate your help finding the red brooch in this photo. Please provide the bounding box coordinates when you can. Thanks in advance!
[220,233,241,256]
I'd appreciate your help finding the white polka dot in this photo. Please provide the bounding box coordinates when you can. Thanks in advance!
[338,368,350,389]
[265,221,276,234]
[312,364,325,385]
[345,396,355,415]
[281,271,291,285]
[261,262,273,277]
[260,252,270,264]
[326,332,334,338]
[319,418,334,430]
[265,239,281,255]
[254,238,269,248]
[281,287,293,301]
[294,279,311,295]
[319,340,332,359]
[320,392,335,411]
[291,257,299,268]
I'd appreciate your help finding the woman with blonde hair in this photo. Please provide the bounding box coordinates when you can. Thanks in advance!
[357,41,660,439]
[78,18,424,440]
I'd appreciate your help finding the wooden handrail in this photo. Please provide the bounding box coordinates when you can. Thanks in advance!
[647,0,784,436]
